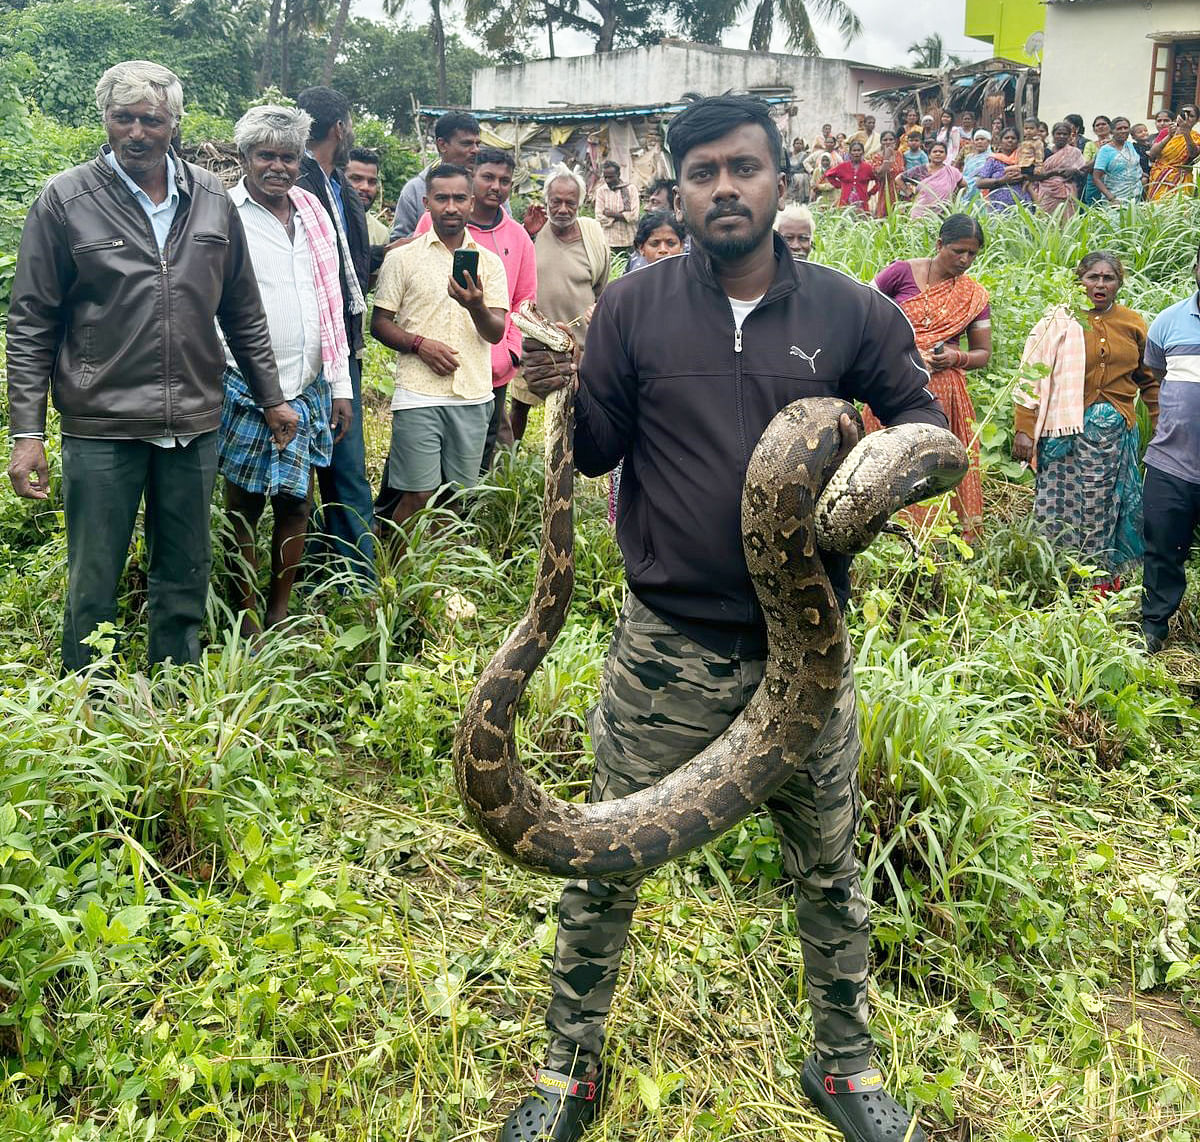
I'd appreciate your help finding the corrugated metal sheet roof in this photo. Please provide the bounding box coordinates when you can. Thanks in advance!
[417,96,794,123]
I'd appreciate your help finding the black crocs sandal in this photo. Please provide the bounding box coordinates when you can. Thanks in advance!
[800,1056,926,1142]
[497,1067,602,1142]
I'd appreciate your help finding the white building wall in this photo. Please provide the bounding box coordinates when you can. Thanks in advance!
[471,42,915,146]
[1040,0,1198,126]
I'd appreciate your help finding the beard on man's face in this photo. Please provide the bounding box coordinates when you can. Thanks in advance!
[684,200,776,262]
[334,125,354,169]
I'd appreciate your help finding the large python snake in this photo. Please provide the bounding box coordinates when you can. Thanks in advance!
[452,301,968,879]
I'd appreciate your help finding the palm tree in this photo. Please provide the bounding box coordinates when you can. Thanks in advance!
[382,0,447,102]
[743,0,862,54]
[906,33,965,71]
[322,0,357,84]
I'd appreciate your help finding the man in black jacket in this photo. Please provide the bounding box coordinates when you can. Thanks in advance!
[295,86,378,584]
[6,60,297,671]
[501,96,944,1142]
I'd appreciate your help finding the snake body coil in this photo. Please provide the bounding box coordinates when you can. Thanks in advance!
[453,311,967,879]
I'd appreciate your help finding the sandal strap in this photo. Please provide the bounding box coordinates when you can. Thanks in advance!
[534,1068,598,1102]
[820,1067,885,1096]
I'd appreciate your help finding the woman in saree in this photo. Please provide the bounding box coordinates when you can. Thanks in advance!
[1092,116,1144,205]
[1147,105,1200,200]
[975,128,1033,210]
[1012,252,1159,591]
[961,129,993,199]
[1029,121,1086,219]
[1080,115,1112,207]
[904,141,965,218]
[862,213,991,541]
[870,130,906,217]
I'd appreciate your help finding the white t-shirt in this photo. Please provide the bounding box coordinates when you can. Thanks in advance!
[728,294,764,331]
[391,387,494,410]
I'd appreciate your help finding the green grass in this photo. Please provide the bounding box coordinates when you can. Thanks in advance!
[2,199,1200,1141]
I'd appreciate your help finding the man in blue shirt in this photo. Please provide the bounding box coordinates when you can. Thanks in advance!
[295,85,377,586]
[1141,242,1200,653]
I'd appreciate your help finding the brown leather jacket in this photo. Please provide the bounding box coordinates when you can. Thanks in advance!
[6,148,284,438]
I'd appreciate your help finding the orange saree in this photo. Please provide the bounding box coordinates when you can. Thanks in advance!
[862,270,989,540]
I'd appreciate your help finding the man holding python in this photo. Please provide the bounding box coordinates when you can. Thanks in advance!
[503,95,947,1142]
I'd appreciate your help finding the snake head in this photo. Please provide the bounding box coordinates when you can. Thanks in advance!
[815,423,969,555]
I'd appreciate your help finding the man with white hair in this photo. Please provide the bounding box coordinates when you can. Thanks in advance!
[220,105,354,637]
[775,203,814,261]
[5,60,297,672]
[511,167,609,441]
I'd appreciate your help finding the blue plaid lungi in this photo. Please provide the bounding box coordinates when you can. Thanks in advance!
[218,367,333,499]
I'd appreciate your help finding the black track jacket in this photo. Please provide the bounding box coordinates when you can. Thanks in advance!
[574,234,947,658]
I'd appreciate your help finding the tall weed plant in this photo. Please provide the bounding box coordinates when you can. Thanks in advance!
[1,191,1200,1138]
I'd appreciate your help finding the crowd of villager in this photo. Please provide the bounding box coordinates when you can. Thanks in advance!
[789,104,1200,217]
[5,59,1200,1142]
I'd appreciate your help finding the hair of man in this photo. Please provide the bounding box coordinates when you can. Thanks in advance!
[634,209,686,248]
[775,203,814,230]
[296,86,350,142]
[474,146,515,171]
[95,60,183,122]
[939,212,984,248]
[666,94,783,175]
[233,105,313,159]
[435,111,481,141]
[348,146,380,168]
[426,162,472,193]
[544,165,586,204]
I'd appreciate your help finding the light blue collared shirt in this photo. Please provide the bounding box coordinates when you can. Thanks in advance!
[104,149,180,253]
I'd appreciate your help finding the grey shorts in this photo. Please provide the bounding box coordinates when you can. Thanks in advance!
[386,401,493,493]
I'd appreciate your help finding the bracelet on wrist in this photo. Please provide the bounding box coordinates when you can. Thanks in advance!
[410,335,425,355]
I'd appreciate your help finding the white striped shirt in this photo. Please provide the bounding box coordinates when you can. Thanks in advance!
[222,180,350,400]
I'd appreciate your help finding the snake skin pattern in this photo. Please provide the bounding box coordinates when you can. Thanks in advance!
[453,328,967,879]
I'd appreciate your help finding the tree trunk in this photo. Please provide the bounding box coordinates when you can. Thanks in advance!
[322,0,352,85]
[280,0,293,95]
[258,0,282,88]
[431,0,447,104]
[546,1,556,58]
[593,0,617,52]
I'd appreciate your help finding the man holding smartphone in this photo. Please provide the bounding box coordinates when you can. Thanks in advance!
[370,163,507,528]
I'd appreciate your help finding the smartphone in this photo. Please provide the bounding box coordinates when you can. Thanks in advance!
[452,248,479,290]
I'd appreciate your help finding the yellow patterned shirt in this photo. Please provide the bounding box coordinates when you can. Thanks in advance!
[373,228,508,404]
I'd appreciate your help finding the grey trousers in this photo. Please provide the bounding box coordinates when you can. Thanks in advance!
[545,595,871,1076]
[61,433,218,671]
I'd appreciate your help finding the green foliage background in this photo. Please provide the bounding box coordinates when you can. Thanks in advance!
[3,82,1200,1140]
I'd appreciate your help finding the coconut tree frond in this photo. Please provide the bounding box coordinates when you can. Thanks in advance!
[908,32,948,69]
[748,0,773,51]
[759,0,858,54]
[801,0,861,46]
[772,0,818,53]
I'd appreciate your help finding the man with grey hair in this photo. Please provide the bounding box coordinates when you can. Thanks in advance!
[510,167,609,440]
[6,60,297,671]
[219,105,354,637]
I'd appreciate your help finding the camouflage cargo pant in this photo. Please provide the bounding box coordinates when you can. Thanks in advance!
[544,594,872,1076]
